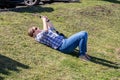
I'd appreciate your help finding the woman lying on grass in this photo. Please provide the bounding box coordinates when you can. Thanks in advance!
[28,16,91,61]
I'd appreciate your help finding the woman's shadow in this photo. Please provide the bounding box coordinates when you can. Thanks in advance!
[0,54,29,80]
[68,50,120,69]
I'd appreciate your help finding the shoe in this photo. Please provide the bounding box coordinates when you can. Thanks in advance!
[85,54,91,60]
[79,55,90,61]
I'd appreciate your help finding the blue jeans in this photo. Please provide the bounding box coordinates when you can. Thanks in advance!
[58,31,88,56]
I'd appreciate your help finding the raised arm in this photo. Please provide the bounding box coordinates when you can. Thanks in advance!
[41,16,56,31]
[41,16,49,31]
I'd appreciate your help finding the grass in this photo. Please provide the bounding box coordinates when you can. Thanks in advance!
[0,0,120,80]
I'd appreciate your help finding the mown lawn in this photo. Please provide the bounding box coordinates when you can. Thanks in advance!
[0,0,120,80]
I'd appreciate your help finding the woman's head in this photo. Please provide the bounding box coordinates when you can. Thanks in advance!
[28,27,41,38]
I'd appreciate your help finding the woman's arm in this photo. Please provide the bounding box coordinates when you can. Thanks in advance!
[41,16,48,31]
[41,16,56,31]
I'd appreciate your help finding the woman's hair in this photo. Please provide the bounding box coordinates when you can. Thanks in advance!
[28,27,34,37]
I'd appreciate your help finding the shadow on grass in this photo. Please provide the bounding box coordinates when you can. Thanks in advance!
[0,5,54,13]
[0,76,4,80]
[103,0,120,4]
[0,54,29,79]
[66,50,120,69]
[89,55,120,69]
[68,49,79,57]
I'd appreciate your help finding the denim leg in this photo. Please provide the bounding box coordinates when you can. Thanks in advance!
[80,31,88,54]
[58,31,88,56]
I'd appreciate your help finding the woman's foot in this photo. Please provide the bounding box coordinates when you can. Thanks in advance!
[79,55,90,61]
[85,54,91,60]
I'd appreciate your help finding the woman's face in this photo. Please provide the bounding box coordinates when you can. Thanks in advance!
[32,27,41,37]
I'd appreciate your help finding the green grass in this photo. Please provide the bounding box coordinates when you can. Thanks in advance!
[0,0,120,80]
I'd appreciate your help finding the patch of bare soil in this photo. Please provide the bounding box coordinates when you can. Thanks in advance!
[79,5,114,17]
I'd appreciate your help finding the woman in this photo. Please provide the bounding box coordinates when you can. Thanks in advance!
[28,16,90,60]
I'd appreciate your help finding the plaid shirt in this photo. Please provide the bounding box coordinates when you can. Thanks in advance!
[35,27,64,49]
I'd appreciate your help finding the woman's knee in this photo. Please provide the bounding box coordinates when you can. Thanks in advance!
[80,31,88,37]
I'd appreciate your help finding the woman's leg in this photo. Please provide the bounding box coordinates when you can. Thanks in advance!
[79,31,88,56]
[58,31,88,56]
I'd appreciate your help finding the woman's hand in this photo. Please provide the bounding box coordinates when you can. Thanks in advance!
[41,16,49,22]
